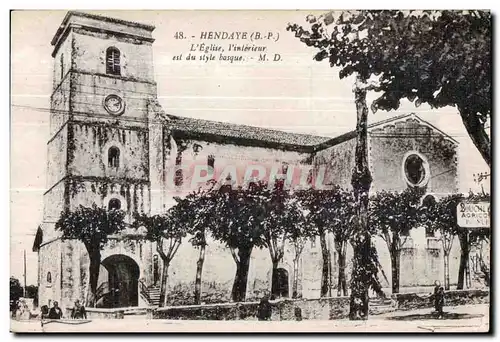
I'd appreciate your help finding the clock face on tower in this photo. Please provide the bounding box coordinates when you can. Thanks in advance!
[103,94,125,116]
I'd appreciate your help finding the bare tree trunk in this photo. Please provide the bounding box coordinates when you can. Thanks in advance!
[391,233,401,294]
[231,247,252,302]
[349,76,373,320]
[271,259,279,298]
[159,261,170,307]
[457,231,469,290]
[390,248,401,294]
[194,244,206,305]
[319,231,330,297]
[292,253,300,299]
[335,240,348,296]
[444,252,450,290]
[86,247,101,308]
[458,105,491,168]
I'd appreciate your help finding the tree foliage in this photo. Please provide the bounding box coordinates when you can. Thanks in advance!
[179,184,219,304]
[300,187,357,296]
[369,187,426,293]
[55,204,126,306]
[208,182,268,302]
[287,10,491,166]
[56,204,126,249]
[10,277,23,303]
[262,181,308,298]
[133,204,188,306]
[421,193,463,289]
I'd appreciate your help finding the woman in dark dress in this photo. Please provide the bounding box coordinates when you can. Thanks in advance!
[257,295,272,321]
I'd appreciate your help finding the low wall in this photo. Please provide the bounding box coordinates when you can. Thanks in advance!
[65,307,125,319]
[153,296,350,321]
[393,289,490,311]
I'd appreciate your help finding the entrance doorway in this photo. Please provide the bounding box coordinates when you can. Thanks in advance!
[272,268,289,298]
[101,254,140,308]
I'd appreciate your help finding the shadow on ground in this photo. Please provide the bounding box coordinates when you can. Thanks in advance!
[387,312,484,321]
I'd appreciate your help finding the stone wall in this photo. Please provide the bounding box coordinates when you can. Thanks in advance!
[153,296,350,321]
[163,137,312,197]
[65,307,125,319]
[52,31,73,92]
[369,116,458,194]
[72,29,155,83]
[313,138,356,190]
[160,232,344,306]
[37,240,63,309]
[46,125,68,189]
[68,122,149,181]
[70,72,156,121]
[393,289,489,311]
[66,178,150,221]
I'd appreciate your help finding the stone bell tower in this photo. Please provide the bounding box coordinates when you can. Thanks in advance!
[35,11,159,309]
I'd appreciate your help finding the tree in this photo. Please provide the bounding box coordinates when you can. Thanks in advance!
[25,285,38,307]
[298,188,334,297]
[55,204,126,306]
[288,10,491,166]
[262,182,309,298]
[209,183,267,302]
[133,206,187,307]
[422,194,463,290]
[300,187,357,297]
[10,277,23,303]
[288,13,380,319]
[331,189,357,297]
[261,183,285,298]
[282,196,309,299]
[180,184,218,305]
[370,187,426,293]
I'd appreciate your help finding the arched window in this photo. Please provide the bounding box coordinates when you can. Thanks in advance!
[46,272,52,283]
[108,146,120,168]
[106,47,121,75]
[108,198,121,211]
[207,155,215,169]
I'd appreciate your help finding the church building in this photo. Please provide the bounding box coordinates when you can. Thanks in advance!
[33,11,461,309]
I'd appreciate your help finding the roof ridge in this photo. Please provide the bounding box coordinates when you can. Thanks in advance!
[169,114,332,139]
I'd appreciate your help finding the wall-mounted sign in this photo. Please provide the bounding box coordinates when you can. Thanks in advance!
[457,201,490,228]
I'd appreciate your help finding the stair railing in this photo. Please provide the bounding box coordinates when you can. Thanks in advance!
[95,282,109,304]
[139,279,152,304]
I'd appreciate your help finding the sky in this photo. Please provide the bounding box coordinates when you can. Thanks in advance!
[10,10,490,285]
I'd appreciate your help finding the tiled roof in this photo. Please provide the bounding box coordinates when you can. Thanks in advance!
[163,112,457,152]
[167,115,332,147]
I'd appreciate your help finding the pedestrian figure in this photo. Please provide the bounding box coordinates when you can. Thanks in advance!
[432,280,441,313]
[14,300,24,320]
[70,300,87,319]
[436,286,445,319]
[48,301,63,319]
[40,305,49,319]
[257,295,272,321]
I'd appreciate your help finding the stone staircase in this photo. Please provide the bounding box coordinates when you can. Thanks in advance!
[369,297,395,315]
[147,285,161,307]
[139,281,161,307]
